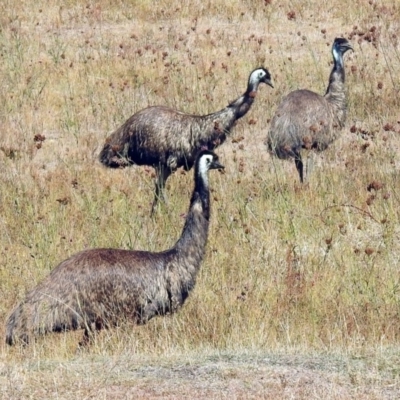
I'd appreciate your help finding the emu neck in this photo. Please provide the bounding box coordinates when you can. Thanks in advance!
[324,55,347,122]
[173,171,210,260]
[228,79,261,119]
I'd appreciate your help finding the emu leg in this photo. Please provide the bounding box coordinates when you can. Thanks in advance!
[78,328,92,347]
[305,151,314,180]
[78,318,104,347]
[294,152,304,183]
[151,165,171,214]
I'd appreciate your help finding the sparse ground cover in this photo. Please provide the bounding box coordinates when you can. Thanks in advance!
[2,347,400,399]
[1,0,400,398]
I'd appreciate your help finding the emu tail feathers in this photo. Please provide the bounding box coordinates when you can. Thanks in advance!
[99,129,132,168]
[99,143,131,168]
[6,303,31,345]
[6,298,85,345]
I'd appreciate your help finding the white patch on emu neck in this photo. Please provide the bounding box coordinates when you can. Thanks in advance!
[249,69,266,87]
[332,47,343,68]
[192,201,203,213]
[198,154,213,186]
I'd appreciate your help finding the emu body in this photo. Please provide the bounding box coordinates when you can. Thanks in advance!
[100,68,272,211]
[6,150,224,346]
[267,38,352,182]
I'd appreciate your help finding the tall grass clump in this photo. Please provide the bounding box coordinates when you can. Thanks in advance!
[0,1,400,391]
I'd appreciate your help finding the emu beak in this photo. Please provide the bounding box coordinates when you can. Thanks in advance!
[344,42,354,53]
[211,160,224,170]
[266,79,274,88]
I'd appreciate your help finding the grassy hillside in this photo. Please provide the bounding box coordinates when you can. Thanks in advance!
[1,0,400,398]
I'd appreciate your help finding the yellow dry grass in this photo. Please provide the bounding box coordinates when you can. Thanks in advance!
[1,0,400,398]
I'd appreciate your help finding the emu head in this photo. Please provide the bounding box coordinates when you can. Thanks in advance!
[332,38,353,67]
[249,68,274,89]
[196,150,224,176]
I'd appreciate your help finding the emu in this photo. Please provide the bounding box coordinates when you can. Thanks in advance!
[6,150,224,347]
[267,38,353,182]
[99,67,273,212]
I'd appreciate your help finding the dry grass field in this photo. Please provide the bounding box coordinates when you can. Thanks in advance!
[1,0,400,398]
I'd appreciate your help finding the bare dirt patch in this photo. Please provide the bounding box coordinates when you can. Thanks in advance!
[1,349,399,399]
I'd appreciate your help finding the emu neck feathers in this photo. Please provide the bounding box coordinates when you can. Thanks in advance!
[223,77,261,119]
[173,176,210,258]
[325,49,346,95]
[324,61,346,112]
[228,94,255,119]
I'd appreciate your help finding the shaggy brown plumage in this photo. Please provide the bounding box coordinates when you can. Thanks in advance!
[267,38,353,182]
[6,150,224,346]
[99,68,273,212]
